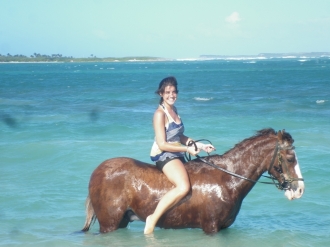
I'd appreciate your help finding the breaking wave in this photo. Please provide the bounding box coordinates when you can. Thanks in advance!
[194,97,213,101]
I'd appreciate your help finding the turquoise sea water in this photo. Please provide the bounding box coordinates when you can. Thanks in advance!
[0,59,329,246]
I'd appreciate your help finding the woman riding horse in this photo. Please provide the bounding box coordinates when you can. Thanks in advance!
[81,128,304,234]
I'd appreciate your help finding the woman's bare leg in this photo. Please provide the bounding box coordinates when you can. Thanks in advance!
[144,159,190,234]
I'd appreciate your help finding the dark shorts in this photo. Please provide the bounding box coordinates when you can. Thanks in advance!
[155,156,186,172]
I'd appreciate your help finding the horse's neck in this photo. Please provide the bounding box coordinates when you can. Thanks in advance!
[213,137,277,197]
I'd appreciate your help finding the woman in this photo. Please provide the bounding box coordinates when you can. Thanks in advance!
[145,76,215,234]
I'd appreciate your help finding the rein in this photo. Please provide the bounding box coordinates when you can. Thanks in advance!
[186,140,303,190]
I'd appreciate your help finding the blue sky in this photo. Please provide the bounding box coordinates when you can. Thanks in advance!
[1,0,329,59]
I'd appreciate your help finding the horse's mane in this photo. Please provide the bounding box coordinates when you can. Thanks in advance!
[255,128,277,136]
[222,128,293,156]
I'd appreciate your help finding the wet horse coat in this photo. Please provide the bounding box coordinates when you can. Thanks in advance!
[82,129,304,233]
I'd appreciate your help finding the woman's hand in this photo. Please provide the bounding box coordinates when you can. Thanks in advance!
[186,145,200,156]
[196,143,216,154]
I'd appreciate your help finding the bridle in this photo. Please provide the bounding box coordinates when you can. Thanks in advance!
[187,140,304,191]
[267,143,304,190]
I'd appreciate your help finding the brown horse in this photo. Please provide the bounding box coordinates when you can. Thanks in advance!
[81,128,305,234]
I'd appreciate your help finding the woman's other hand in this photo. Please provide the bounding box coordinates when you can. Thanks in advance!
[186,145,200,156]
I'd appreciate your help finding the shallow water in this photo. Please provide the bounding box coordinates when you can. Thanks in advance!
[1,59,329,246]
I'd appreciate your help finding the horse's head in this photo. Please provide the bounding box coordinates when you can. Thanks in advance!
[268,130,305,200]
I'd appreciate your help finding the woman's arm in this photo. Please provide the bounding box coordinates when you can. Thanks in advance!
[180,134,193,146]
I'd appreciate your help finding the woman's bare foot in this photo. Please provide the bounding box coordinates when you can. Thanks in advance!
[144,215,155,234]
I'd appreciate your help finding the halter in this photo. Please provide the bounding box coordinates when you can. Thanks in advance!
[187,140,304,191]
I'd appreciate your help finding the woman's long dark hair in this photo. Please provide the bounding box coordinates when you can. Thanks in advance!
[155,76,179,104]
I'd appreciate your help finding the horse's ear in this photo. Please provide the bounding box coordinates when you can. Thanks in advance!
[277,129,292,145]
[277,130,285,142]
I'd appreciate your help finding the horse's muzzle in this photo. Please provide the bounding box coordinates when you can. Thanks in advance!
[284,182,304,200]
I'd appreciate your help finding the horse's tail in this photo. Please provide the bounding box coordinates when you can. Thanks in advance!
[81,195,97,232]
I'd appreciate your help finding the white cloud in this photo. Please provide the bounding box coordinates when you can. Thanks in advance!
[225,12,241,24]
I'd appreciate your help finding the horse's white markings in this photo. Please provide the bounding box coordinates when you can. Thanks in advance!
[284,190,293,200]
[284,151,305,200]
[293,151,304,186]
[293,151,305,197]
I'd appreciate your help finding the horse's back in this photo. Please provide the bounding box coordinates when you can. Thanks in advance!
[93,157,156,171]
[89,157,159,188]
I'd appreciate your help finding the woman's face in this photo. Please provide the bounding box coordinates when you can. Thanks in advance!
[160,85,177,106]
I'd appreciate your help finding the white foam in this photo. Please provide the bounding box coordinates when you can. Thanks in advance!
[316,100,326,104]
[194,97,213,101]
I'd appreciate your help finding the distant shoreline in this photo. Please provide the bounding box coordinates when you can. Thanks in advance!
[1,52,329,63]
[0,56,167,63]
[199,52,330,59]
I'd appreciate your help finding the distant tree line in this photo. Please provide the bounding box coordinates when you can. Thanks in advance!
[0,53,72,58]
[0,53,162,63]
[0,53,76,62]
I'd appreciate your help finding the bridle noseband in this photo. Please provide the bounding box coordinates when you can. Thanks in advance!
[187,140,304,191]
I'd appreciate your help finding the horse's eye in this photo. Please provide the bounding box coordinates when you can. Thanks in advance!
[287,157,295,163]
